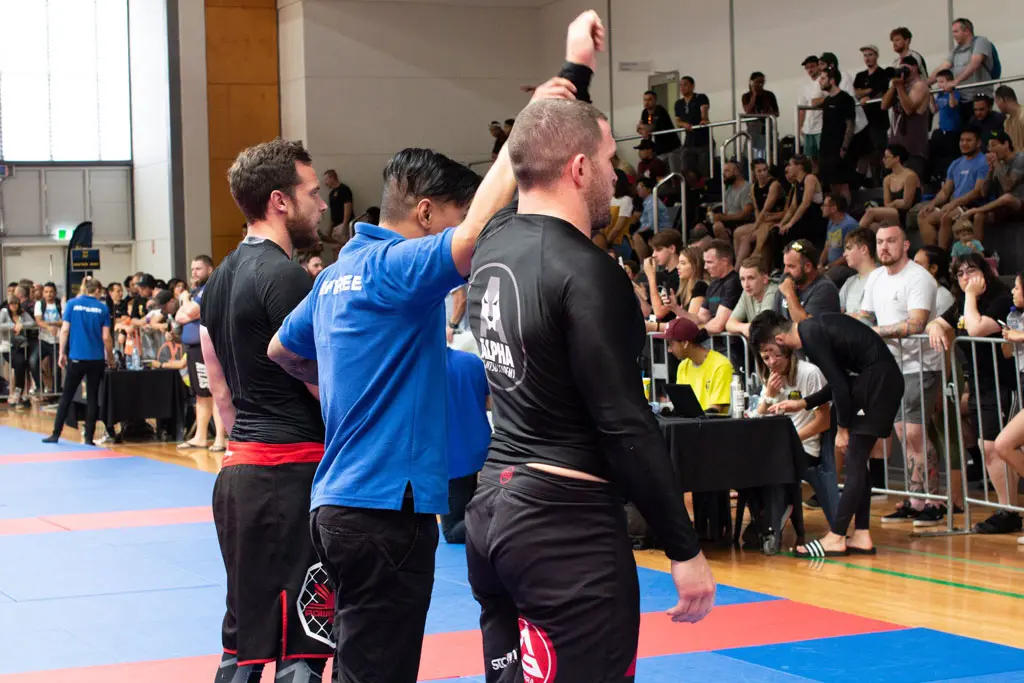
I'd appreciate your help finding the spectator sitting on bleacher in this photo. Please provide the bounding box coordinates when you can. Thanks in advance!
[996,86,1024,152]
[733,159,786,267]
[774,155,826,250]
[631,177,671,260]
[634,139,667,181]
[726,257,779,338]
[883,56,931,182]
[914,128,988,249]
[838,228,878,316]
[773,240,841,323]
[967,94,1005,143]
[912,245,957,316]
[641,229,684,324]
[950,218,985,259]
[605,170,635,258]
[656,317,733,414]
[707,161,753,240]
[819,193,858,287]
[961,130,1024,242]
[860,144,921,231]
[698,239,741,335]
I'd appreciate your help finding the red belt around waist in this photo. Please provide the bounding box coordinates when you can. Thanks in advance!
[222,441,325,467]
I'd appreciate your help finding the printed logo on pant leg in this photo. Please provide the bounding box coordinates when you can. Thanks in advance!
[296,562,336,647]
[518,618,557,683]
[491,649,518,671]
[500,466,515,485]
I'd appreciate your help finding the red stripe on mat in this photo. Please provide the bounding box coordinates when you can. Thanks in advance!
[0,506,213,536]
[0,451,133,465]
[0,600,903,682]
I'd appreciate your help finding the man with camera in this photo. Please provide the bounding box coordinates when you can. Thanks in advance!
[883,55,932,181]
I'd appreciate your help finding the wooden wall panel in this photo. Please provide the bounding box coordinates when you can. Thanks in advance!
[205,0,280,263]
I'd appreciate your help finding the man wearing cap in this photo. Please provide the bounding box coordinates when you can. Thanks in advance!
[798,56,826,160]
[127,273,155,321]
[657,317,733,414]
[855,45,893,183]
[636,139,668,180]
[962,130,1024,240]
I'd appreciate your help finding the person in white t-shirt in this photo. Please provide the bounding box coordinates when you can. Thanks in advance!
[798,56,826,160]
[838,227,878,318]
[754,340,838,528]
[31,282,62,394]
[857,225,945,526]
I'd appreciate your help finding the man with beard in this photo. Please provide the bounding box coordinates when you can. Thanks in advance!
[464,90,714,683]
[773,239,841,323]
[174,254,227,452]
[199,138,332,683]
[265,13,597,683]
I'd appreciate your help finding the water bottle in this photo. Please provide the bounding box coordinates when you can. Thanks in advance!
[1009,306,1024,367]
[730,374,745,419]
[131,346,141,371]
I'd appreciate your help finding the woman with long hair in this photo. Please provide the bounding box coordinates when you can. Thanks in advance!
[0,297,36,408]
[642,246,708,329]
[926,253,1017,533]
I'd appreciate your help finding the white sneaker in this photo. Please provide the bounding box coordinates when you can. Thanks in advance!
[1017,535,1024,545]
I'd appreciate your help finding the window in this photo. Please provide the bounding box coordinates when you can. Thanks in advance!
[0,0,131,162]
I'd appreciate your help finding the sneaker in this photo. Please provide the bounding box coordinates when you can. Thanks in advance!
[7,388,21,405]
[1017,535,1024,545]
[913,505,947,527]
[973,510,1023,534]
[882,501,919,524]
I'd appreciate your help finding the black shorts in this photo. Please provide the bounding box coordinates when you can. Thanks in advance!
[186,343,211,398]
[967,386,1013,441]
[213,452,333,664]
[466,462,640,683]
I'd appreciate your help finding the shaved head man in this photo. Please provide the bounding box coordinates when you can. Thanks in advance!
[465,21,715,682]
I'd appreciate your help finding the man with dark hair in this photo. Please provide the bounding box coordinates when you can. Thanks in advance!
[643,228,683,324]
[637,89,682,172]
[819,193,858,285]
[489,120,508,161]
[742,71,780,159]
[461,16,713,681]
[700,239,741,335]
[323,169,353,245]
[798,55,825,161]
[267,14,600,683]
[962,130,1024,240]
[817,66,857,201]
[838,227,878,315]
[674,75,711,182]
[174,254,225,453]
[855,45,892,183]
[751,309,903,557]
[773,239,841,323]
[199,138,332,683]
[883,55,931,181]
[890,27,928,75]
[503,118,515,136]
[915,128,989,247]
[298,251,324,279]
[968,93,1005,143]
[995,85,1024,152]
[43,278,112,445]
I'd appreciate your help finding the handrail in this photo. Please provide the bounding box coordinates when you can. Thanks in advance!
[653,172,683,236]
[794,72,1024,155]
[719,131,753,201]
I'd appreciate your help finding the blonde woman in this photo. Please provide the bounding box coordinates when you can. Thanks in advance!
[646,246,708,332]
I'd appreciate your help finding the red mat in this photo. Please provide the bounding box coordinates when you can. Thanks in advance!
[0,600,902,683]
[0,451,132,465]
[0,506,213,536]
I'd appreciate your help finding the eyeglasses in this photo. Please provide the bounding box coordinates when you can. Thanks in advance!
[956,267,979,278]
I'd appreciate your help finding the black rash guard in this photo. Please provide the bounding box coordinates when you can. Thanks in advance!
[467,209,701,562]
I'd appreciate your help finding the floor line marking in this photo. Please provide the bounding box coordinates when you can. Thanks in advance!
[877,544,1024,574]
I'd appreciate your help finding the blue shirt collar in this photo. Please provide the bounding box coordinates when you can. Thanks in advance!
[355,222,406,241]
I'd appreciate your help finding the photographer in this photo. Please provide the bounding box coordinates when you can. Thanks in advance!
[883,56,932,181]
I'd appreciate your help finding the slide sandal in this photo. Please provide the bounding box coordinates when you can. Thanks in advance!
[846,546,877,556]
[792,539,849,558]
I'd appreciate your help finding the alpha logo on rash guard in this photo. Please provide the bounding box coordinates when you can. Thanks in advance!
[469,263,527,391]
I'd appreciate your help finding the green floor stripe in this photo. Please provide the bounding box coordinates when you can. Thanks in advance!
[878,545,1024,574]
[789,554,1024,599]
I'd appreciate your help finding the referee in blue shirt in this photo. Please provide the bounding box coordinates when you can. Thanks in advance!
[267,16,599,682]
[44,278,113,445]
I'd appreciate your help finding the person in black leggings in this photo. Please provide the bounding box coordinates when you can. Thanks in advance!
[750,310,903,557]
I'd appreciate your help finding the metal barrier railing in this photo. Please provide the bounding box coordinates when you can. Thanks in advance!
[652,172,683,235]
[0,329,64,405]
[719,131,753,201]
[794,73,1024,155]
[647,330,752,404]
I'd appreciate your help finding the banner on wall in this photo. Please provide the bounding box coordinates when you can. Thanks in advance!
[65,221,94,293]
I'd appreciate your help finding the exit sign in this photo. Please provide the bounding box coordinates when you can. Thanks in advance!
[55,228,71,241]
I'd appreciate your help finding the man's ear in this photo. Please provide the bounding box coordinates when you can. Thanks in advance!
[569,154,588,187]
[414,198,433,231]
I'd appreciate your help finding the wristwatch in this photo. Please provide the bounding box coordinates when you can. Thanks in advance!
[447,321,460,330]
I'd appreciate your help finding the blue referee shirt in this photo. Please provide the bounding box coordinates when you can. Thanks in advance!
[63,294,110,361]
[277,222,466,514]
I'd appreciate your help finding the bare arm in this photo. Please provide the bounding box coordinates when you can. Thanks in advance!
[953,53,987,87]
[200,325,236,435]
[881,84,897,111]
[875,309,929,338]
[267,330,319,386]
[929,60,953,83]
[963,291,1002,337]
[102,327,113,365]
[950,176,988,209]
[784,292,812,323]
[174,300,201,325]
[448,286,467,327]
[58,321,70,362]
[797,404,831,442]
[703,306,733,335]
[785,176,818,227]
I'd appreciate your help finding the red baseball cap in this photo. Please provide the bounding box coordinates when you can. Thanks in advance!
[652,317,700,342]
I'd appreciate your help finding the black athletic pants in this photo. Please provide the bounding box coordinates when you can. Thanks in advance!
[50,359,105,442]
[466,463,639,683]
[832,432,877,535]
[310,500,438,683]
[441,473,478,544]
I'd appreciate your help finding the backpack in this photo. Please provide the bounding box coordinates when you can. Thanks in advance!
[990,42,1002,79]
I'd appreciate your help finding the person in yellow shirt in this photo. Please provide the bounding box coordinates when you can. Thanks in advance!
[655,317,733,413]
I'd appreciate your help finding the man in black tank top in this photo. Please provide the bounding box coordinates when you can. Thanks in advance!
[464,20,714,683]
[199,139,332,683]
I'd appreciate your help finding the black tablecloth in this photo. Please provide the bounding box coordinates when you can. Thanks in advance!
[658,415,807,492]
[67,368,186,436]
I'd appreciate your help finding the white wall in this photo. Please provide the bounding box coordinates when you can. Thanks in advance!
[280,0,547,225]
[177,0,212,262]
[539,0,1024,161]
[129,0,173,277]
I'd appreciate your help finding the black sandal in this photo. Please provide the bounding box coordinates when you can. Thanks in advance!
[846,545,877,555]
[792,539,849,558]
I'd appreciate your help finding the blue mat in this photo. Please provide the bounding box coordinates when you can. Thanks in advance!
[0,425,98,454]
[723,628,1024,683]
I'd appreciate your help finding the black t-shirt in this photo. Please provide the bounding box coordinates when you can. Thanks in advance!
[127,296,148,319]
[640,105,682,155]
[854,68,891,128]
[675,94,711,147]
[201,237,325,444]
[702,271,742,317]
[328,183,353,227]
[941,287,1015,389]
[492,135,505,156]
[820,90,856,155]
[108,298,128,321]
[742,90,779,135]
[468,206,699,562]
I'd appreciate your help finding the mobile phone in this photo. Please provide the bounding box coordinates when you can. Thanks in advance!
[998,320,1008,329]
